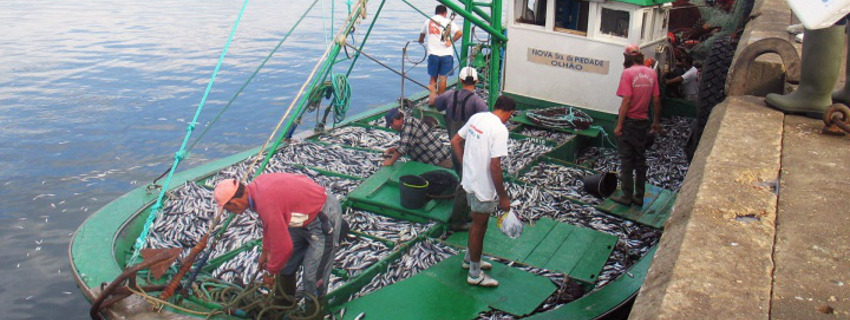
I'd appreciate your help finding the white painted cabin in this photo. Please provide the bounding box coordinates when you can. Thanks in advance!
[503,0,673,114]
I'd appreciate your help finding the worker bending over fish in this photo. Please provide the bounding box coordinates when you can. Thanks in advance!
[451,95,516,287]
[382,107,452,168]
[213,173,343,307]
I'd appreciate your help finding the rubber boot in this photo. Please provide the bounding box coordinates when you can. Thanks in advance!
[633,179,645,207]
[833,25,850,105]
[273,274,298,307]
[765,25,844,118]
[611,173,633,206]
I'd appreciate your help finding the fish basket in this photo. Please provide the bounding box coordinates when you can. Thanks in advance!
[526,106,594,131]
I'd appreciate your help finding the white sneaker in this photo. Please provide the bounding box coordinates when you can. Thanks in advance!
[462,260,492,270]
[467,272,499,287]
[796,33,804,43]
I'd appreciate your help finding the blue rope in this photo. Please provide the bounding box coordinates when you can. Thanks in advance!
[591,125,617,148]
[130,0,252,264]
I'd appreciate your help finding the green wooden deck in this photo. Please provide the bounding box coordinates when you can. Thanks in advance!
[346,161,457,223]
[596,184,676,229]
[445,218,617,284]
[339,254,557,319]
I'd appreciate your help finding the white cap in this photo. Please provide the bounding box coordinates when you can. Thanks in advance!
[459,67,478,82]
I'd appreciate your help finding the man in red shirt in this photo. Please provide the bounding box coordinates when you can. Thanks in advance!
[213,173,342,302]
[612,44,661,207]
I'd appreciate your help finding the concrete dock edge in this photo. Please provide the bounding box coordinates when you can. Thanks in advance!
[630,0,794,318]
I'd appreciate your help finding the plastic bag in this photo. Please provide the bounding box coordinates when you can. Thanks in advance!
[497,209,523,239]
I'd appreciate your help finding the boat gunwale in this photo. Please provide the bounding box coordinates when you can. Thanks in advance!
[70,88,660,319]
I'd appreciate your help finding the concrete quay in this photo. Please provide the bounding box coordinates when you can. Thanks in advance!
[629,0,850,318]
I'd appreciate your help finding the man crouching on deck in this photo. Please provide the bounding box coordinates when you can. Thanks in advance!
[213,173,342,307]
[450,95,515,287]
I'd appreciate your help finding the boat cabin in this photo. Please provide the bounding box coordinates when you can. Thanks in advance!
[504,0,673,114]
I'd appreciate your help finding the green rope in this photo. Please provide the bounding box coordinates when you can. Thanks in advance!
[331,73,351,124]
[130,0,252,263]
[185,0,321,153]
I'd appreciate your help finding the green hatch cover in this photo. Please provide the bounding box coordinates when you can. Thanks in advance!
[595,183,676,229]
[445,218,617,284]
[347,161,457,223]
[339,254,556,319]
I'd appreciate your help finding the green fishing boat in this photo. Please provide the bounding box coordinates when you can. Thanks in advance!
[71,0,698,318]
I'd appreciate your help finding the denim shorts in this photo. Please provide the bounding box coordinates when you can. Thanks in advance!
[466,192,497,214]
[427,54,454,77]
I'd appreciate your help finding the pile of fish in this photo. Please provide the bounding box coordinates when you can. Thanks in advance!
[645,116,692,191]
[516,127,576,145]
[575,116,693,191]
[344,209,434,243]
[278,141,385,178]
[317,126,399,151]
[328,236,394,291]
[519,162,600,205]
[502,138,554,175]
[135,110,694,319]
[350,239,458,300]
[204,154,360,199]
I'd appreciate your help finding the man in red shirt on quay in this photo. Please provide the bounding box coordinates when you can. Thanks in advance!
[213,173,342,304]
[612,44,661,207]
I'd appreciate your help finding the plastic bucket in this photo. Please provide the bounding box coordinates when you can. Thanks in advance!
[583,172,617,198]
[420,170,458,199]
[399,175,429,209]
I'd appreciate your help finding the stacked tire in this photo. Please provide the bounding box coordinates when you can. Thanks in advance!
[685,35,737,161]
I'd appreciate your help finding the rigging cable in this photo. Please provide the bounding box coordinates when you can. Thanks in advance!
[151,0,322,186]
[243,0,367,182]
[130,0,252,264]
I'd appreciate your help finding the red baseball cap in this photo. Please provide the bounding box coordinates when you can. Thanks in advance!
[624,44,641,56]
[214,179,239,211]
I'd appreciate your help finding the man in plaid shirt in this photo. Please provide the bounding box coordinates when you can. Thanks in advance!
[383,107,452,168]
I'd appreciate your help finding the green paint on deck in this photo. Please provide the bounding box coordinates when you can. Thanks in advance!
[340,254,556,319]
[444,218,617,283]
[347,161,457,223]
[596,184,676,229]
[524,247,658,320]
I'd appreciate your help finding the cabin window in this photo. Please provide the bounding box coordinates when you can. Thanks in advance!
[640,11,652,42]
[600,8,630,38]
[554,0,589,35]
[515,0,547,26]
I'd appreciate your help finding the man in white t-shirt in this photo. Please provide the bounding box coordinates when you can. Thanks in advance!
[418,5,462,95]
[450,95,516,287]
[665,55,699,103]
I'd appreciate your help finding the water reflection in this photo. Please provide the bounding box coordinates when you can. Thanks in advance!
[0,0,440,318]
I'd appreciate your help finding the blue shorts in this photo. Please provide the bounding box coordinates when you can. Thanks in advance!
[427,54,454,77]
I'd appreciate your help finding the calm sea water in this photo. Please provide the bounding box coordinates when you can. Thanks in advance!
[0,0,443,318]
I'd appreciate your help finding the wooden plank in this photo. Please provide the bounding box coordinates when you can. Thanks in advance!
[540,226,597,276]
[523,223,575,267]
[568,232,618,284]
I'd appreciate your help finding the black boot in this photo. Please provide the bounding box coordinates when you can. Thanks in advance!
[611,172,633,206]
[273,274,298,307]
